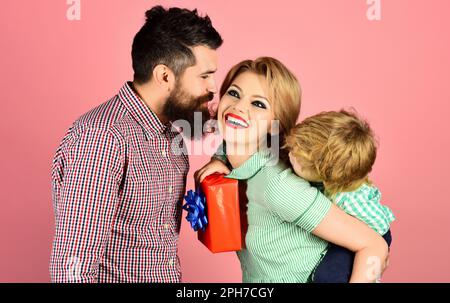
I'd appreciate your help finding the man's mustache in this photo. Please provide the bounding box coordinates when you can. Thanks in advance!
[197,92,215,104]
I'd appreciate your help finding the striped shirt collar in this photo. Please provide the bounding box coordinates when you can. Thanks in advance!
[118,81,170,136]
[226,148,274,180]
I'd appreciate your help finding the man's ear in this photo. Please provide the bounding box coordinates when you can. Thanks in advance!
[152,64,175,91]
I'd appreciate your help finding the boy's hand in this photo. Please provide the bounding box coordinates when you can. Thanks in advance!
[194,159,231,184]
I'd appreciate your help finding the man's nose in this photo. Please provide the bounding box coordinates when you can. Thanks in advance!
[208,78,218,94]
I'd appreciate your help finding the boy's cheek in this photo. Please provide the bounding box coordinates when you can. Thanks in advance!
[288,154,300,170]
[291,165,303,178]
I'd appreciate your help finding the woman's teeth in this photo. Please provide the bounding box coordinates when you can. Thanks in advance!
[226,116,249,128]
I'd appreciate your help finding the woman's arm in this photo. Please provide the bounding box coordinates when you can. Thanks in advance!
[312,204,389,283]
[194,141,231,184]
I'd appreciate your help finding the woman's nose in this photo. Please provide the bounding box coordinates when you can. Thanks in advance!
[231,98,249,114]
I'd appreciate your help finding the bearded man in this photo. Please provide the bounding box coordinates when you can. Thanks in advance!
[50,6,222,283]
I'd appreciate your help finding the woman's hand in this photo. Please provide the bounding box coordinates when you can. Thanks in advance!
[194,158,231,184]
[312,204,389,283]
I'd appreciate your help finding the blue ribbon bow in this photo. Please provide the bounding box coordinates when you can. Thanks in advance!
[182,189,208,232]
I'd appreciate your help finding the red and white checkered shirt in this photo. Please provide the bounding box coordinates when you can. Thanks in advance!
[50,82,189,282]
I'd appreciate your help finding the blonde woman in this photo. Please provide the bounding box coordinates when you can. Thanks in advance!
[195,57,388,282]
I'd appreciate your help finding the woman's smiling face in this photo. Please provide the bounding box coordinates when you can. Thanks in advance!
[217,71,275,151]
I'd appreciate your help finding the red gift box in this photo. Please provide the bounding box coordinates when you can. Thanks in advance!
[198,173,247,253]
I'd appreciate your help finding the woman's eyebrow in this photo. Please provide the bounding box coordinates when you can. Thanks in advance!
[230,84,242,91]
[252,94,268,101]
[230,84,269,101]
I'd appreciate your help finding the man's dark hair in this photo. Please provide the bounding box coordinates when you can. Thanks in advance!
[132,6,223,84]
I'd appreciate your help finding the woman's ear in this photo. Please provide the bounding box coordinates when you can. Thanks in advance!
[153,64,176,92]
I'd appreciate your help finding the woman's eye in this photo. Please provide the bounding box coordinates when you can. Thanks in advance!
[227,89,240,98]
[252,100,267,109]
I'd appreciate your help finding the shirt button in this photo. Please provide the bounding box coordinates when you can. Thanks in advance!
[164,223,170,229]
[161,150,166,157]
[168,186,173,194]
[168,258,174,266]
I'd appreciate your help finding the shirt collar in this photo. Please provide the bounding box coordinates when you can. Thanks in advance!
[118,81,170,136]
[225,148,275,180]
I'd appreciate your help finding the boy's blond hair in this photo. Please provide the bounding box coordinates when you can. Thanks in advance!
[284,110,377,196]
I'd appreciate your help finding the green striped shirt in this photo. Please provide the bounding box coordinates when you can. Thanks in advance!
[224,149,332,283]
[333,184,395,236]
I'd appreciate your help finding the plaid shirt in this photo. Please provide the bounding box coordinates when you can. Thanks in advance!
[50,82,189,282]
[334,183,395,236]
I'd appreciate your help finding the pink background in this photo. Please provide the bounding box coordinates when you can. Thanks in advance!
[1,0,449,282]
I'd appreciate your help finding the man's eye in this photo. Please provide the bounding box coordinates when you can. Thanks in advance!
[227,89,240,98]
[252,100,267,109]
[201,75,209,79]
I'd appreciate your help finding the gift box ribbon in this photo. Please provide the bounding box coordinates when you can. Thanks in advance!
[182,189,208,232]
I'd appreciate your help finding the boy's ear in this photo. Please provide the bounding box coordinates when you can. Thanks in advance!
[152,64,175,91]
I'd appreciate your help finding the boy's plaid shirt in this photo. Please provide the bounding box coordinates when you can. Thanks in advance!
[334,184,395,236]
[50,82,189,282]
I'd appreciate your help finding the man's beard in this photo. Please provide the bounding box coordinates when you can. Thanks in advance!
[162,84,214,140]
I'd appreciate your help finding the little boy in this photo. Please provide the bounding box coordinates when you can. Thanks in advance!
[284,110,395,283]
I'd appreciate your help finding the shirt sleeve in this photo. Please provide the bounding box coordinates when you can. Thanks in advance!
[264,168,332,232]
[50,128,124,283]
[335,189,394,236]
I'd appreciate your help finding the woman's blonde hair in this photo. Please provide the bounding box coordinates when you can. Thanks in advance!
[219,57,302,161]
[284,110,377,196]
